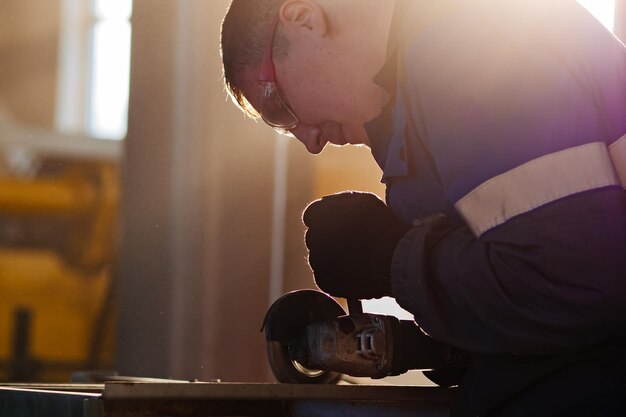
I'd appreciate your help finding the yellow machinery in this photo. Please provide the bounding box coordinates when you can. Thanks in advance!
[0,159,118,382]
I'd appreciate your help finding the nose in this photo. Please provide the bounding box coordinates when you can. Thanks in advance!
[289,124,327,155]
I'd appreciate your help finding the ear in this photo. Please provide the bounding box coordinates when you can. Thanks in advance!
[279,0,328,39]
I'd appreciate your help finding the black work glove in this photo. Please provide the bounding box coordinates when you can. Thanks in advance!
[302,191,410,299]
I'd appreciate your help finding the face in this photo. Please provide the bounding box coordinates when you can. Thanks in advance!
[274,51,382,154]
[237,0,390,154]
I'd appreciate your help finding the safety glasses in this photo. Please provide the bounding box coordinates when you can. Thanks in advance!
[258,15,299,135]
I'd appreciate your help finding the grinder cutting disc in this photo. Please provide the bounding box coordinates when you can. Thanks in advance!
[262,290,345,384]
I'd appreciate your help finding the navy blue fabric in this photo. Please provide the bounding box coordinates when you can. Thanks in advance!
[450,333,626,416]
[368,1,626,204]
[364,0,626,414]
[481,334,626,417]
[403,1,626,202]
[391,188,626,356]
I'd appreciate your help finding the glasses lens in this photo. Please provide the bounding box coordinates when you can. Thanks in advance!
[273,127,295,137]
[259,81,298,131]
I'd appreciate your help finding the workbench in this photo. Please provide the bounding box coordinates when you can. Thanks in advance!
[0,382,455,416]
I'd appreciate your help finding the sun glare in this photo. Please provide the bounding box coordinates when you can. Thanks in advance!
[577,0,615,32]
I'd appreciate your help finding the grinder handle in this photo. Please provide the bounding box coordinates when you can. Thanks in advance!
[347,298,363,315]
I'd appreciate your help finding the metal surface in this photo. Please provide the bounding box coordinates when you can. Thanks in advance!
[0,382,454,417]
[102,382,454,416]
[1,383,104,392]
[0,385,102,417]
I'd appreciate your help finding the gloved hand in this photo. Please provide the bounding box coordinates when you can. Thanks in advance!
[302,191,409,299]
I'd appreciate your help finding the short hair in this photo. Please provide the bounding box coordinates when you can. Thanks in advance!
[221,0,291,119]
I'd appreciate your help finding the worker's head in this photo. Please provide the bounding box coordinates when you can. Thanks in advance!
[221,0,394,154]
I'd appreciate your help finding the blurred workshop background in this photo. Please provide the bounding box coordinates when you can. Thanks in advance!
[0,0,623,385]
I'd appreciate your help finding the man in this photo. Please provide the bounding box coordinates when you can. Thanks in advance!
[221,0,626,415]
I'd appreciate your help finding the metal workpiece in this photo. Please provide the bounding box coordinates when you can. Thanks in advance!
[102,382,454,417]
[102,381,449,401]
[0,382,454,416]
[0,385,102,417]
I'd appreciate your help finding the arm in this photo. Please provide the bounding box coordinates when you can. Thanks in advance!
[392,187,626,355]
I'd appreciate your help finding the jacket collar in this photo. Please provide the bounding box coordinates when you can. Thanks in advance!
[365,0,411,180]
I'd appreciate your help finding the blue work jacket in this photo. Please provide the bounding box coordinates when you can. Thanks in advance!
[365,0,626,413]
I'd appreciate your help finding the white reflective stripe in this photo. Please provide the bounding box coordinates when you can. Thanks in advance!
[609,134,626,188]
[455,142,621,237]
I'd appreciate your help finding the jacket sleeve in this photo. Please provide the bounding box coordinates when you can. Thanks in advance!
[390,187,626,355]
